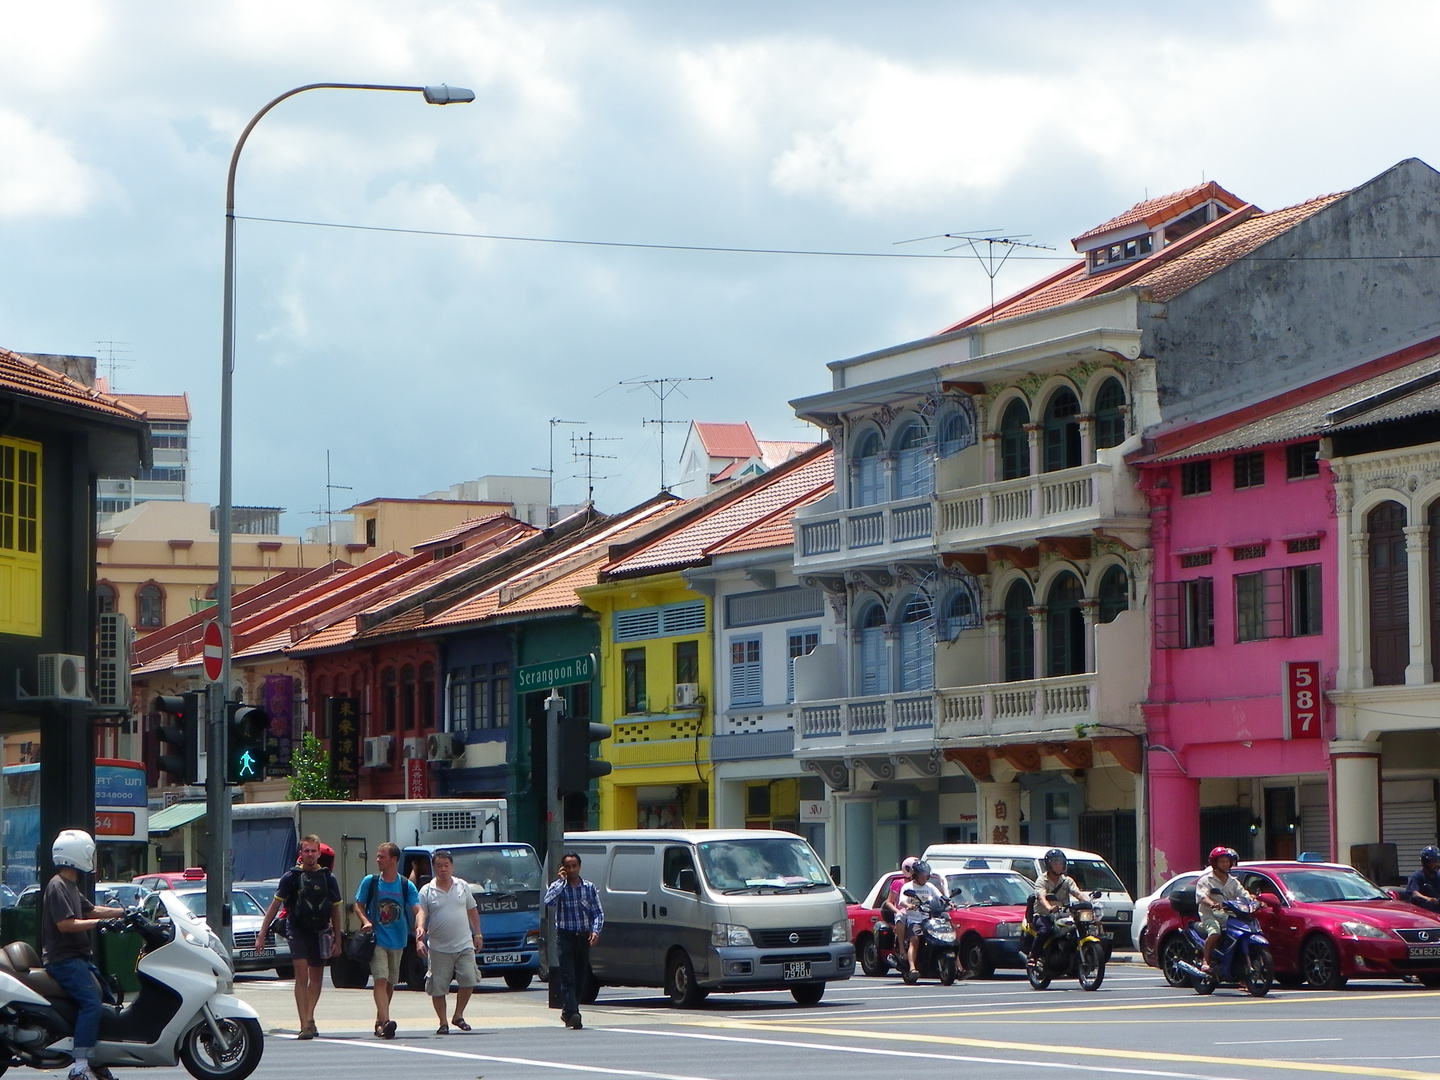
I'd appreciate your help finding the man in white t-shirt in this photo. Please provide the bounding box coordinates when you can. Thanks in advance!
[897,862,945,983]
[416,850,482,1034]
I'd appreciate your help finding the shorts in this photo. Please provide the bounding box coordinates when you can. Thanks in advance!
[286,928,329,966]
[425,947,478,995]
[370,945,404,985]
[900,910,927,930]
[1199,913,1228,936]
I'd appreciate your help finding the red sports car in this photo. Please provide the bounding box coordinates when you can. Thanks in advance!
[848,868,1031,979]
[1140,860,1440,989]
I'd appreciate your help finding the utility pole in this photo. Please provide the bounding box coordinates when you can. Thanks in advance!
[618,376,712,493]
[544,687,565,1009]
[203,682,229,950]
[533,419,583,525]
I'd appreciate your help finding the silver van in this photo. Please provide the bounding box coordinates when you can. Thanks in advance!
[923,842,1136,948]
[564,829,855,1006]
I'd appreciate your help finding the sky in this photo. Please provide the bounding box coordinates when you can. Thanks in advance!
[3,1,1440,535]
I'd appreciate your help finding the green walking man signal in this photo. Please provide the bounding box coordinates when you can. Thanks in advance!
[225,701,270,786]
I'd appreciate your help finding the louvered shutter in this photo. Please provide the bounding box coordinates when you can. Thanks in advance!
[860,626,890,695]
[899,617,935,691]
[730,639,762,706]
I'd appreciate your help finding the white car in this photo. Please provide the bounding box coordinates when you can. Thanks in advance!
[1133,870,1202,943]
[143,887,293,977]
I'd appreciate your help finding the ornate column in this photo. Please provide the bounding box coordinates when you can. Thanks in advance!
[1350,532,1372,690]
[983,431,1001,485]
[984,611,1006,686]
[1028,605,1047,684]
[1024,423,1042,477]
[1079,598,1100,674]
[1405,523,1432,684]
[1078,413,1096,464]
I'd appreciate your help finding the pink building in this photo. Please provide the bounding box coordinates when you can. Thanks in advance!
[1136,343,1440,881]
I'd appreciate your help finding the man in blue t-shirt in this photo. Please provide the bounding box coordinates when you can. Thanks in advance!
[354,841,421,1039]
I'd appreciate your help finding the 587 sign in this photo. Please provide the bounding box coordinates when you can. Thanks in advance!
[1283,661,1324,739]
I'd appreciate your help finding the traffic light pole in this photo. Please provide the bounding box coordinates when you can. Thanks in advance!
[205,682,232,951]
[544,687,564,1009]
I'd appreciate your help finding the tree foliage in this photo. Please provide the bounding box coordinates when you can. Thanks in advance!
[287,731,351,801]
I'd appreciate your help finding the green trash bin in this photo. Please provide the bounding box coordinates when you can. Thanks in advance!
[96,926,143,995]
[1,906,38,953]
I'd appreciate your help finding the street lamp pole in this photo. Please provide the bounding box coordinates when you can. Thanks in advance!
[212,81,473,941]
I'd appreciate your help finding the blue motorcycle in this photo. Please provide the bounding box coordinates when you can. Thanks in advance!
[1167,891,1273,996]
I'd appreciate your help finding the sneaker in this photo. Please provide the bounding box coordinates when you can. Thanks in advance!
[566,1013,583,1030]
[382,1020,397,1039]
[68,1064,99,1080]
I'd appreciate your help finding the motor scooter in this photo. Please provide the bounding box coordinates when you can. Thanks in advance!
[0,891,264,1079]
[891,893,961,985]
[1022,892,1106,991]
[1167,892,1273,996]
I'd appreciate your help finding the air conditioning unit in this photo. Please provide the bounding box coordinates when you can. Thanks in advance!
[402,736,426,760]
[363,735,393,768]
[674,682,700,707]
[95,613,132,708]
[38,654,88,701]
[426,732,463,762]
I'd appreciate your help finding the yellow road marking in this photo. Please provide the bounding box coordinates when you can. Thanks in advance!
[697,1020,1440,1080]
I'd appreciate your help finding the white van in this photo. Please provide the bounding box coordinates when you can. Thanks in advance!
[922,843,1136,948]
[564,829,854,1007]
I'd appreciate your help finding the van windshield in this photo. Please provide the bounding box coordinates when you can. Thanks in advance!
[1066,859,1125,894]
[447,846,542,894]
[696,838,833,895]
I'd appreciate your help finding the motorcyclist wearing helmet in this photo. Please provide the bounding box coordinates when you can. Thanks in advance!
[1029,849,1084,962]
[1195,846,1252,973]
[42,830,125,1080]
[882,856,921,966]
[897,861,945,984]
[1405,847,1440,913]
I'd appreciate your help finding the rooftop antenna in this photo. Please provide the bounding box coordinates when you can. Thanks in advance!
[308,450,353,564]
[615,376,713,493]
[94,340,132,391]
[896,231,1056,323]
[570,431,620,506]
[533,418,584,525]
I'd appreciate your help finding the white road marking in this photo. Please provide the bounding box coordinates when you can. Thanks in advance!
[1215,1039,1344,1045]
[309,1036,724,1080]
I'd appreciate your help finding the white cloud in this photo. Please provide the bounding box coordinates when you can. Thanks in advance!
[0,112,101,218]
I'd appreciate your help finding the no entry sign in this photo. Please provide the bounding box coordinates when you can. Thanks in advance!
[202,621,225,682]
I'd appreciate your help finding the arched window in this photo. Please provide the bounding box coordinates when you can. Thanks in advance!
[853,431,884,507]
[1004,580,1034,682]
[1000,400,1030,481]
[1046,573,1086,676]
[420,662,436,729]
[894,423,934,499]
[944,589,976,639]
[897,595,935,691]
[136,583,164,629]
[857,603,890,696]
[1369,501,1409,686]
[401,665,416,730]
[381,667,398,732]
[95,582,117,615]
[1094,378,1127,450]
[1043,388,1082,472]
[1097,565,1129,624]
[940,411,972,458]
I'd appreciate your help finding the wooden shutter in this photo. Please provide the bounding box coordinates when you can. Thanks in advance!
[1369,502,1409,685]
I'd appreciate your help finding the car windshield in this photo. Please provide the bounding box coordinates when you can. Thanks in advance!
[1066,860,1126,894]
[447,847,543,895]
[1277,868,1388,903]
[180,891,263,918]
[239,882,277,909]
[697,837,833,894]
[945,873,1033,906]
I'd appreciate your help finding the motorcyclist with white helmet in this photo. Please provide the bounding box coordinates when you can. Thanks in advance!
[881,856,921,969]
[42,830,125,1080]
[897,861,946,984]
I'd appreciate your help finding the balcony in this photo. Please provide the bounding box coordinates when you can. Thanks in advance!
[793,494,935,571]
[795,674,1098,757]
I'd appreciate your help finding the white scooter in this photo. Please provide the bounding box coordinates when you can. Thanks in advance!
[0,891,263,1079]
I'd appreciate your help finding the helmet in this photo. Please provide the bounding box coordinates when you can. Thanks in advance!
[900,856,920,874]
[1044,848,1067,867]
[1209,846,1239,868]
[1423,846,1440,865]
[911,860,931,877]
[52,829,96,874]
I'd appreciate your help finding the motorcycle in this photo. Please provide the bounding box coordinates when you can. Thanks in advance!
[1167,893,1273,996]
[889,894,962,986]
[1023,892,1106,991]
[0,891,264,1079]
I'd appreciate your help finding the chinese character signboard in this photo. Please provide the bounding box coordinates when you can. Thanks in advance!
[328,696,361,788]
[1283,660,1323,739]
[262,674,295,777]
[406,757,428,799]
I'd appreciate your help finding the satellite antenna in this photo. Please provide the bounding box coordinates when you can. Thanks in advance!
[897,231,1056,322]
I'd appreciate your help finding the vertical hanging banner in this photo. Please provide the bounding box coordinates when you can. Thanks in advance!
[1283,660,1323,739]
[406,756,428,799]
[328,696,362,788]
[262,674,295,777]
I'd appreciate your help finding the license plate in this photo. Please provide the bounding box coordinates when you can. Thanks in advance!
[1409,945,1440,960]
[481,952,523,965]
[236,948,275,959]
[783,961,811,980]
[1102,931,1114,940]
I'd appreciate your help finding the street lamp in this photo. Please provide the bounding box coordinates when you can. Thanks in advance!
[211,81,473,940]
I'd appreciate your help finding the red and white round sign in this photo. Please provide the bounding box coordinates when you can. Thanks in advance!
[202,620,225,682]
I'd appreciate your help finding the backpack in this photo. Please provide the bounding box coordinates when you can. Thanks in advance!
[287,869,334,933]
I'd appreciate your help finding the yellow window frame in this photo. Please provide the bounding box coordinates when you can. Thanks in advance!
[0,437,42,637]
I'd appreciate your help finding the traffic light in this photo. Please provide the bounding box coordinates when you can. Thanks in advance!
[154,692,202,785]
[558,715,612,795]
[225,701,269,785]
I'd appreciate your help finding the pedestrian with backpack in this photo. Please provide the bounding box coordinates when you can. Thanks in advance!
[257,834,342,1040]
[354,841,421,1039]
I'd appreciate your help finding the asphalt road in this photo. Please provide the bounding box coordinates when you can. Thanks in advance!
[136,962,1440,1080]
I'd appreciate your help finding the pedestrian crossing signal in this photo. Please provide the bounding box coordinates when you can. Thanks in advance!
[225,702,268,785]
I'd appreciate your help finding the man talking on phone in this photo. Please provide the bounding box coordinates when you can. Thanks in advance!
[542,853,604,1030]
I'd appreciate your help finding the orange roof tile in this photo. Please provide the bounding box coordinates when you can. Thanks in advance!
[707,484,833,556]
[114,393,190,422]
[694,422,762,459]
[0,347,147,424]
[1072,181,1246,245]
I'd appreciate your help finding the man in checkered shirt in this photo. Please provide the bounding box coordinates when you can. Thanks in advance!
[543,852,604,1029]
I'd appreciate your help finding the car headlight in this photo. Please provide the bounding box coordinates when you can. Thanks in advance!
[712,923,753,947]
[1339,920,1391,940]
[993,921,1022,939]
[831,919,849,943]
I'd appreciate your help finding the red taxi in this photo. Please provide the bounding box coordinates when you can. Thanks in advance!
[848,868,1031,979]
[1141,860,1440,989]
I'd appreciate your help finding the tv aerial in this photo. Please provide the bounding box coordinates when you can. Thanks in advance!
[898,230,1056,322]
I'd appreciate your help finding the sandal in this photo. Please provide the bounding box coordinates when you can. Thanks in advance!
[451,1017,471,1032]
[436,1023,449,1035]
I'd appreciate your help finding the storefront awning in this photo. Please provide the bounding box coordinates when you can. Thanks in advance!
[148,802,206,835]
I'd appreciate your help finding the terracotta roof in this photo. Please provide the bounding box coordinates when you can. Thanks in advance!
[414,512,513,549]
[604,446,834,577]
[757,440,817,468]
[0,347,147,424]
[113,393,190,422]
[707,484,833,556]
[694,422,762,460]
[1072,181,1246,245]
